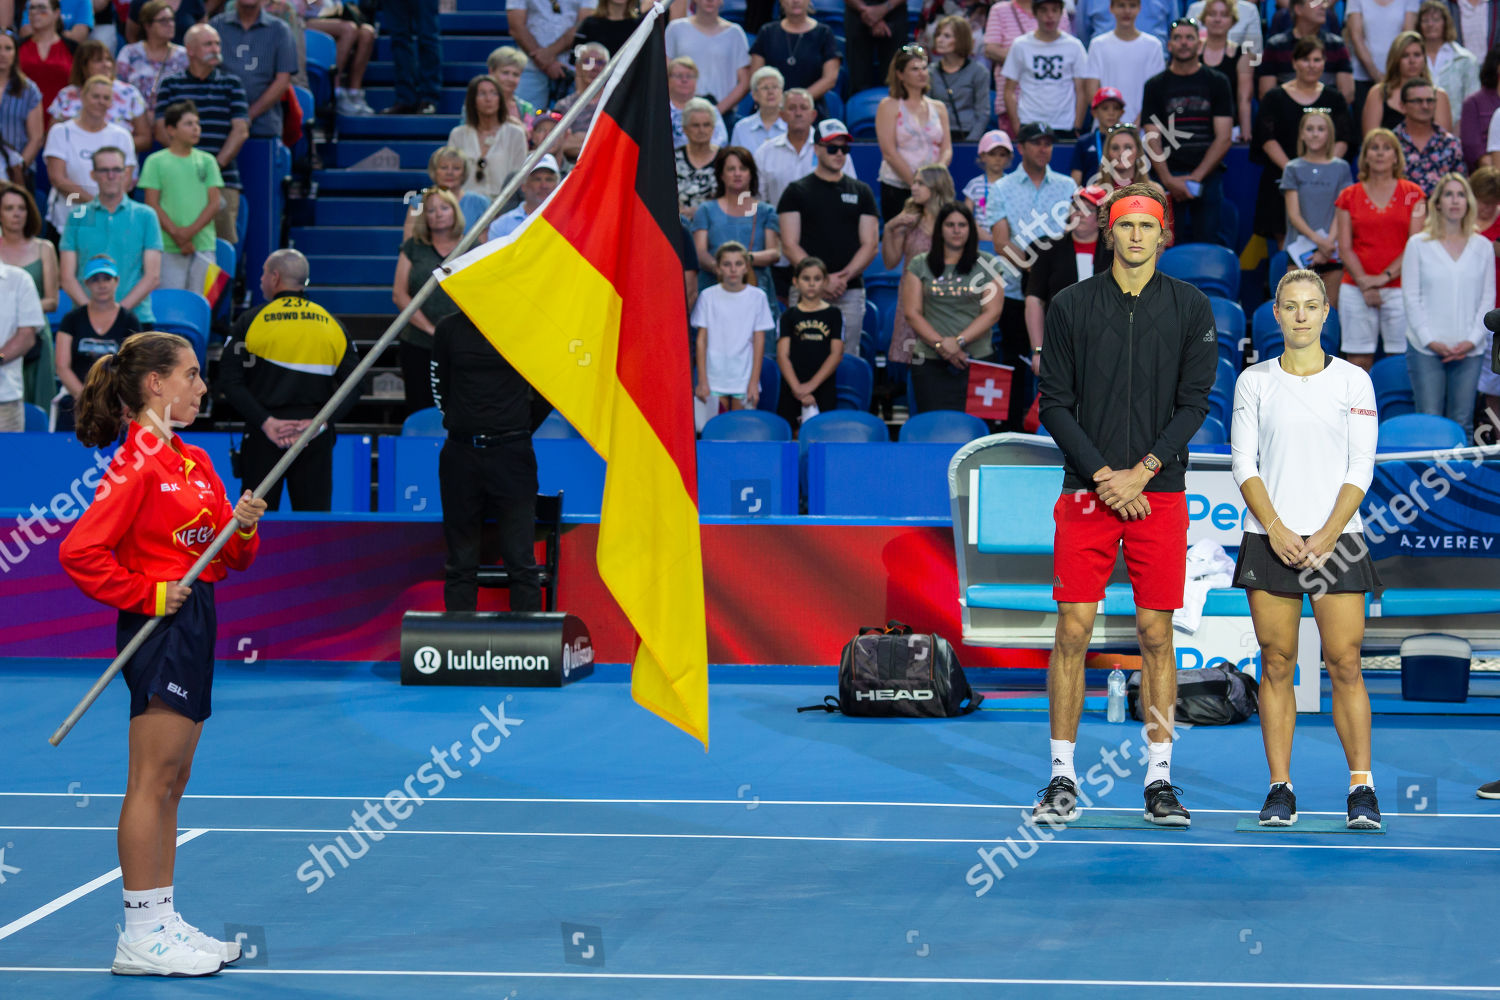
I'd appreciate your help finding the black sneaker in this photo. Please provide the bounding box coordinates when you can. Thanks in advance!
[378,101,417,115]
[1144,779,1190,826]
[1258,782,1298,826]
[1479,779,1500,800]
[1032,776,1080,824]
[1346,785,1382,829]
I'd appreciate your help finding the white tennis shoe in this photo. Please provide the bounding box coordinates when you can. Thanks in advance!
[112,923,224,977]
[165,912,242,964]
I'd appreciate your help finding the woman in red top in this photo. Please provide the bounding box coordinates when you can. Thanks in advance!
[58,331,266,978]
[1334,127,1426,371]
[16,0,76,124]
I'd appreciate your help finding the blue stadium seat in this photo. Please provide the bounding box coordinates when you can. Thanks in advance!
[866,283,899,355]
[757,355,781,415]
[214,238,235,325]
[149,289,211,369]
[701,409,793,441]
[1370,356,1414,418]
[1322,306,1341,356]
[47,286,73,331]
[863,298,878,339]
[402,407,446,436]
[1210,357,1236,427]
[1209,295,1245,345]
[1250,299,1283,363]
[1191,414,1227,445]
[823,89,844,123]
[1159,244,1239,298]
[293,84,315,127]
[835,354,873,411]
[846,88,886,138]
[22,403,47,431]
[305,30,337,113]
[533,410,581,438]
[1268,249,1289,293]
[1376,413,1467,453]
[898,409,988,443]
[798,410,888,446]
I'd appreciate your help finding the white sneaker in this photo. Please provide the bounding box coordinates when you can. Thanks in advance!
[112,924,224,977]
[165,912,242,964]
[351,89,376,115]
[336,91,363,116]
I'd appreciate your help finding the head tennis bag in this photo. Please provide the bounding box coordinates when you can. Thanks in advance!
[801,621,983,717]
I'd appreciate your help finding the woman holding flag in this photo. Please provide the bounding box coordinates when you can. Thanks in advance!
[900,200,1002,413]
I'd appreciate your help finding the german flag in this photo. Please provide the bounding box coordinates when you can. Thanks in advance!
[438,8,707,747]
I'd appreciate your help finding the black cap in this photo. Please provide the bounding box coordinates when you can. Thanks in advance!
[1486,308,1500,335]
[1015,122,1055,144]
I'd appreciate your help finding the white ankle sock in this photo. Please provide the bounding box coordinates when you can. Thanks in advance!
[123,889,156,938]
[1350,771,1374,791]
[154,886,174,921]
[1146,741,1173,785]
[1049,739,1076,782]
[1271,781,1293,792]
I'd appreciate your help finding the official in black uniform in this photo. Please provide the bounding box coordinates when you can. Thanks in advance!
[430,309,541,612]
[217,249,359,511]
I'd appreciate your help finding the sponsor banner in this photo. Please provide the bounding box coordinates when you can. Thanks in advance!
[400,612,594,687]
[1364,460,1500,559]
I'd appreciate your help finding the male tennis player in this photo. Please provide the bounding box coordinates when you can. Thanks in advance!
[1033,183,1217,826]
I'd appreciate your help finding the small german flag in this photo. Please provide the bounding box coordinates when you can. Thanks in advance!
[201,263,229,310]
[439,5,707,747]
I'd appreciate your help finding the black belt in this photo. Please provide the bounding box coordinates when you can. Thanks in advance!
[462,431,528,448]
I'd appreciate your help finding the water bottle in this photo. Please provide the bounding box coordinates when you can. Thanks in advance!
[1107,665,1127,723]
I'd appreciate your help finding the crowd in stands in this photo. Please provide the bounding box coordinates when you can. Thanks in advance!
[4,0,1500,446]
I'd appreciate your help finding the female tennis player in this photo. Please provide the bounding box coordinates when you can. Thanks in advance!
[58,331,266,976]
[1230,268,1382,830]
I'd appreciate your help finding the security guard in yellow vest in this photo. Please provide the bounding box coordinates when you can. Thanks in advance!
[217,249,359,511]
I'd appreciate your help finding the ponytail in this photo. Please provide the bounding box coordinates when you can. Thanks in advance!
[75,331,193,449]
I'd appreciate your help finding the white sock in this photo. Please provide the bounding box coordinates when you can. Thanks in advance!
[1146,741,1172,785]
[123,889,156,938]
[154,886,174,921]
[1270,781,1293,792]
[1049,739,1076,782]
[1350,771,1374,791]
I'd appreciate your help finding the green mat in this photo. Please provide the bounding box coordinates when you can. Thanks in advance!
[1234,818,1386,834]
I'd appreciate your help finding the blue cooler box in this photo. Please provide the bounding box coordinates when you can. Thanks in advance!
[1399,633,1471,703]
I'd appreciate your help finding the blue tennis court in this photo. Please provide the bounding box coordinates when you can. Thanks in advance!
[1,658,1498,998]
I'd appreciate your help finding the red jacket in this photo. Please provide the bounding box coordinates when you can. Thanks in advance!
[59,426,259,616]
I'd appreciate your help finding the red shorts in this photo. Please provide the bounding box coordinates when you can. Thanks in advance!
[1052,490,1188,611]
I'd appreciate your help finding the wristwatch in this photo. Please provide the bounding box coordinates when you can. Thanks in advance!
[1031,346,1042,355]
[1142,455,1162,476]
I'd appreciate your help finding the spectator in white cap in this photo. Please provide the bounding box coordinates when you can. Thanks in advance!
[752,87,855,210]
[1071,85,1125,185]
[730,65,788,153]
[487,154,561,242]
[964,128,1013,220]
[777,119,880,355]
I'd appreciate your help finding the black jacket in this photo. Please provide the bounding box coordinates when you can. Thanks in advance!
[1022,234,1109,310]
[430,311,538,437]
[218,292,359,426]
[1038,269,1217,493]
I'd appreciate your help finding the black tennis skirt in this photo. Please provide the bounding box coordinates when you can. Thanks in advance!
[1232,531,1381,595]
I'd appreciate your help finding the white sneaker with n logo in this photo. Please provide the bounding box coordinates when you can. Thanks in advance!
[112,924,224,976]
[166,912,242,964]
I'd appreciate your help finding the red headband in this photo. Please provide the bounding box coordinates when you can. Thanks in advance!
[1108,195,1166,227]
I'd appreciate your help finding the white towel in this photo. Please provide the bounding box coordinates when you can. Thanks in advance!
[1173,539,1237,635]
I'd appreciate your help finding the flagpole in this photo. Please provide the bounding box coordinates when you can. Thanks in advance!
[47,10,663,748]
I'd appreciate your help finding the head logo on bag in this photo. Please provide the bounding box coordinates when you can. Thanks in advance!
[798,621,983,718]
[855,689,935,702]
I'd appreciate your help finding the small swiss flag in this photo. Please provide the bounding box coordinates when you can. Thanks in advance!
[965,360,1014,421]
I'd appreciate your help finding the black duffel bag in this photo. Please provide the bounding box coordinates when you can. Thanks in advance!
[800,621,983,718]
[1127,664,1260,725]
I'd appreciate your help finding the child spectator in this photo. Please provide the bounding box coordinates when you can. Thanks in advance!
[965,129,1013,218]
[139,100,223,293]
[1281,108,1353,308]
[1070,86,1123,185]
[776,255,844,430]
[1081,0,1165,125]
[692,241,773,431]
[1001,0,1088,137]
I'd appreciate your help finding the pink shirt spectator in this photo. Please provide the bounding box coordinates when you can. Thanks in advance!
[47,80,148,128]
[984,0,1073,120]
[877,97,946,189]
[115,41,190,112]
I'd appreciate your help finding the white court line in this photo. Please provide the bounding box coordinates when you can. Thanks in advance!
[0,829,207,942]
[0,968,1496,990]
[0,793,1494,819]
[0,826,1494,851]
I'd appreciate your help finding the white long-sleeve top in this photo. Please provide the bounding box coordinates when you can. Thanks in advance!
[1230,357,1379,536]
[1400,232,1494,357]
